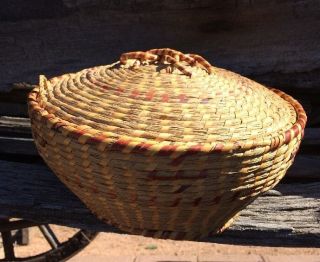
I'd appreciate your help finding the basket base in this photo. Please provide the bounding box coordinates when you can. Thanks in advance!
[94,212,240,241]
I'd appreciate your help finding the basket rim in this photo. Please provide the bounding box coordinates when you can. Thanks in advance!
[28,86,307,155]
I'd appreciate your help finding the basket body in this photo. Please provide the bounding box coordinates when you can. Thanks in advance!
[28,49,306,240]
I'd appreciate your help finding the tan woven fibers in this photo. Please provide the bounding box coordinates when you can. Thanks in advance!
[28,48,306,240]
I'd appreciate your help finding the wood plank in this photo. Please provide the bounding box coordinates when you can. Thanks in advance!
[0,116,31,137]
[286,154,320,180]
[0,1,319,92]
[0,159,318,246]
[303,128,320,146]
[0,103,28,117]
[0,85,32,104]
[0,137,37,156]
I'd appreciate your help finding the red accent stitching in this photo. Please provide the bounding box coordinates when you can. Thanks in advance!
[111,139,131,150]
[292,124,300,138]
[213,143,224,152]
[178,94,188,103]
[117,86,124,92]
[158,145,177,156]
[162,93,169,102]
[132,142,152,154]
[87,134,107,144]
[69,129,86,139]
[131,89,140,98]
[146,90,155,100]
[284,130,291,144]
[183,144,203,157]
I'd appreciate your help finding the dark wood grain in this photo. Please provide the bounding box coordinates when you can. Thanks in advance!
[0,0,319,92]
[0,116,31,137]
[287,155,320,180]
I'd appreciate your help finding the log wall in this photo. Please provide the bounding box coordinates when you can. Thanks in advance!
[0,0,319,91]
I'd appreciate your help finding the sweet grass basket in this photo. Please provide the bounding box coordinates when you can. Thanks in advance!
[28,48,307,240]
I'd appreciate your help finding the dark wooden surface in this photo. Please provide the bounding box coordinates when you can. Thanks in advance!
[1,0,320,92]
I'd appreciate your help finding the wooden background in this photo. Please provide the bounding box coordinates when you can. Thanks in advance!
[0,0,319,246]
[1,0,320,91]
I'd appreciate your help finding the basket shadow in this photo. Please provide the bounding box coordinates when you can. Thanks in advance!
[203,230,320,248]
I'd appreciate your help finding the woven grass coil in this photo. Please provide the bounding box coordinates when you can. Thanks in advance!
[28,48,307,240]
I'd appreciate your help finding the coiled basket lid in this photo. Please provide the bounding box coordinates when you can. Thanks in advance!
[28,48,307,240]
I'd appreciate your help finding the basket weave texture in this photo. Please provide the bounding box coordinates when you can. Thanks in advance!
[28,48,307,240]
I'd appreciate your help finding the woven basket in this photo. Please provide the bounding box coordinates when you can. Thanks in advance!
[28,48,307,240]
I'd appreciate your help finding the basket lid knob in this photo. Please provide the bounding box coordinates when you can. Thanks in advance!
[120,48,213,77]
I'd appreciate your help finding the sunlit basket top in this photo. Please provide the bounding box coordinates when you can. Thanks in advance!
[33,48,306,154]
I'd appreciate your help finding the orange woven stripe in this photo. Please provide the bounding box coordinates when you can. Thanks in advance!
[213,143,224,152]
[157,145,178,156]
[161,93,169,102]
[284,130,292,144]
[87,134,107,144]
[69,129,86,140]
[132,142,153,154]
[292,124,300,137]
[111,138,131,151]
